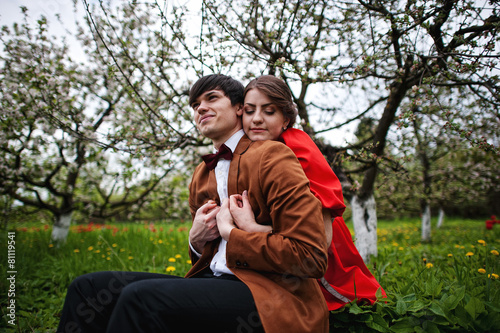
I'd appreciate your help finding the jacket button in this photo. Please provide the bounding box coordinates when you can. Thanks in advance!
[243,262,249,267]
[236,261,241,266]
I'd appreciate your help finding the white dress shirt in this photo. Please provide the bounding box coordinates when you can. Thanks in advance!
[190,129,245,276]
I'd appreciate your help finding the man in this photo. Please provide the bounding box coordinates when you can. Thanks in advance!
[56,74,328,333]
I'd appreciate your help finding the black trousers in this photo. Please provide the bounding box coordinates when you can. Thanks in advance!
[57,271,264,333]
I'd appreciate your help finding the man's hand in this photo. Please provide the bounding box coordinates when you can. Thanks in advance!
[189,200,220,253]
[216,198,236,241]
[230,190,272,233]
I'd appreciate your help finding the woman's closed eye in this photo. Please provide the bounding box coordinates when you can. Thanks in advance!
[243,107,255,114]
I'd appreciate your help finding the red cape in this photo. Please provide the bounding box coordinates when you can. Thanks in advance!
[281,128,385,310]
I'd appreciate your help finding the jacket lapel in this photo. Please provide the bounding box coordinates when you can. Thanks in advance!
[228,135,252,195]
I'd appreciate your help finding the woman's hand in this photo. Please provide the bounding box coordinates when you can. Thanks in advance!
[216,198,236,241]
[189,200,220,253]
[230,190,272,233]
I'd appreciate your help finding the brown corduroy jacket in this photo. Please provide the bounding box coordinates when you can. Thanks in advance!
[186,135,329,333]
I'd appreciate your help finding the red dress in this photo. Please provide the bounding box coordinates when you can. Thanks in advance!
[280,128,385,310]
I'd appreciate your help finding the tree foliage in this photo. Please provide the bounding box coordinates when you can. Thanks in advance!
[0,4,199,240]
[196,0,498,198]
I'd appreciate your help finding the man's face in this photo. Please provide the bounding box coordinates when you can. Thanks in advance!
[192,89,243,147]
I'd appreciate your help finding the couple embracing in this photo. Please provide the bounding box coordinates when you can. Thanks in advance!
[57,74,383,333]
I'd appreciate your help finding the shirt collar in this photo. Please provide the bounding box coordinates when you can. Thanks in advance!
[214,129,244,153]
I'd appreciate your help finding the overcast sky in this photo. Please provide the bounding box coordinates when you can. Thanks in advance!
[1,0,80,28]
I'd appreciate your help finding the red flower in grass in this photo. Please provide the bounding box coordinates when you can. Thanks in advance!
[486,215,498,230]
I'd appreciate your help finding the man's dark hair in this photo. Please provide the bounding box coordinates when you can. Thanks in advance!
[189,74,244,107]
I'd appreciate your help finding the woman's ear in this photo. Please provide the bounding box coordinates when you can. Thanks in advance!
[283,119,290,130]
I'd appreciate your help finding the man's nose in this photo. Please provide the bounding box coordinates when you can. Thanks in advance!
[197,100,209,113]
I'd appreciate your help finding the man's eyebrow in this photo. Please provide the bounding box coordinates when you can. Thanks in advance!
[203,90,223,98]
[191,90,221,107]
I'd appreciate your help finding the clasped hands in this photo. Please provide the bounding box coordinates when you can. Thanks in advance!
[189,191,272,253]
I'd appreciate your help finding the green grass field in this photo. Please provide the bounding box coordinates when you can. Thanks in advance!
[1,217,499,332]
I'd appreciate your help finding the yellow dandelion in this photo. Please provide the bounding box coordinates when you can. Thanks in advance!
[426,263,433,269]
[175,254,182,258]
[128,256,134,260]
[74,249,80,253]
[166,266,176,272]
[478,268,486,274]
[120,248,125,252]
[399,247,404,251]
[454,244,460,248]
[447,254,453,258]
[491,250,499,256]
[478,240,486,246]
[466,252,474,257]
[112,243,118,248]
[158,239,163,244]
[488,273,499,279]
[106,257,111,261]
[186,260,192,265]
[87,246,94,251]
[392,242,399,247]
[102,254,105,258]
[48,244,54,248]
[95,250,101,253]
[168,257,176,262]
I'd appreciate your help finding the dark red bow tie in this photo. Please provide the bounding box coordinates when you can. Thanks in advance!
[202,144,233,170]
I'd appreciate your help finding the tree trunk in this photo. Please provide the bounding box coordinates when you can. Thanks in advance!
[51,211,73,243]
[350,194,378,263]
[421,203,431,242]
[437,207,445,228]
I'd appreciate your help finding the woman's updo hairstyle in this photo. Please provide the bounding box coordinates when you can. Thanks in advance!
[244,75,298,129]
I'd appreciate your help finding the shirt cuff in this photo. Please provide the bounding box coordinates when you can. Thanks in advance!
[189,241,202,258]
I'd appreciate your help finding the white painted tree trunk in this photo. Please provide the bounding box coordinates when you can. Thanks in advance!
[51,212,73,243]
[350,194,378,263]
[437,207,445,228]
[421,204,431,242]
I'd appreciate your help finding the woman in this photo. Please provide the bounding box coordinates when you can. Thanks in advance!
[227,75,384,311]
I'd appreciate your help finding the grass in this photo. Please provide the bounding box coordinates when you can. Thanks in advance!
[0,217,499,332]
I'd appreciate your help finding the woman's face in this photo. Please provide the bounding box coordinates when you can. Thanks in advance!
[243,88,289,141]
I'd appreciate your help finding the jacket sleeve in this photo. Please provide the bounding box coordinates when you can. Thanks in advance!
[226,142,328,278]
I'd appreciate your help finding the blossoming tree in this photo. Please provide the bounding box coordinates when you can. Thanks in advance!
[0,5,195,242]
